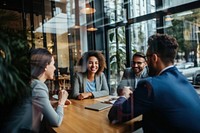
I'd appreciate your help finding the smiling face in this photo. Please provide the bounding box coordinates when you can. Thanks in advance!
[131,56,147,76]
[87,56,99,74]
[44,57,56,80]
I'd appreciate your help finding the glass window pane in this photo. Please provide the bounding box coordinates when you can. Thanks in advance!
[104,0,125,24]
[108,26,127,95]
[130,19,156,53]
[164,8,200,70]
[162,0,198,9]
[129,0,156,18]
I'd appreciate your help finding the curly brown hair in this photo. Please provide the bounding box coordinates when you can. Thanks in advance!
[78,50,107,75]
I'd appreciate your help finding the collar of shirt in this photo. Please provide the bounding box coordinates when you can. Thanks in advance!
[158,65,174,75]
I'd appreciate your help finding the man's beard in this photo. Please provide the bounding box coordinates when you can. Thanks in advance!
[132,67,142,74]
[148,63,157,76]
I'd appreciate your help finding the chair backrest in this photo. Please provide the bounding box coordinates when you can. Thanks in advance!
[59,67,68,75]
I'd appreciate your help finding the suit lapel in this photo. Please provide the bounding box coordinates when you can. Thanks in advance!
[95,74,100,91]
[83,73,87,92]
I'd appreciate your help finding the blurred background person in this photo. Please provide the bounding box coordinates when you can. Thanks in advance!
[117,52,148,96]
[71,50,109,100]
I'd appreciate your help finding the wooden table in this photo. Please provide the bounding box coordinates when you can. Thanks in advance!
[51,96,142,133]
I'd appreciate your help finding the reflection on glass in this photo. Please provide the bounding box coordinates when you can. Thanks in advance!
[129,0,155,18]
[130,19,156,53]
[164,9,200,68]
[0,0,199,94]
[108,27,127,95]
[104,0,124,24]
[162,0,198,9]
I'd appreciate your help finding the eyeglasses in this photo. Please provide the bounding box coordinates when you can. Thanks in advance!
[131,61,145,65]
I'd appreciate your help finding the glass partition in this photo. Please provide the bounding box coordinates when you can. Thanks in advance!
[108,26,127,95]
[1,0,200,91]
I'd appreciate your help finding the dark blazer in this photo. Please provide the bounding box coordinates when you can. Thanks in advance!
[108,66,200,133]
[71,72,109,99]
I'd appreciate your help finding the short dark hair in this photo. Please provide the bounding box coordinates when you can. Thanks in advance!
[133,52,146,61]
[78,50,106,75]
[147,33,179,64]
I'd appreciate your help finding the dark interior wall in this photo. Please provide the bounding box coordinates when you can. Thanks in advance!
[0,0,43,15]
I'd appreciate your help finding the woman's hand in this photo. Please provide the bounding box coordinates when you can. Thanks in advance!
[58,90,69,106]
[77,92,93,100]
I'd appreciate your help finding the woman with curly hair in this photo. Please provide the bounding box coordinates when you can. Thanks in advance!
[71,50,109,100]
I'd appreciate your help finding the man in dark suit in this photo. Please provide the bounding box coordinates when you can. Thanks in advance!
[117,52,148,95]
[108,33,200,133]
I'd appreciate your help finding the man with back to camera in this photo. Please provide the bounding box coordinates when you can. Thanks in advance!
[108,33,200,133]
[117,52,148,96]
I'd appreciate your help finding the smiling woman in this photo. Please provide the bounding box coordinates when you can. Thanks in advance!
[71,50,109,100]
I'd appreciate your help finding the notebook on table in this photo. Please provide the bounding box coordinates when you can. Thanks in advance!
[85,102,112,111]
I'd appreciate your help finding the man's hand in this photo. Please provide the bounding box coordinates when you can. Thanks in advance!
[121,86,133,99]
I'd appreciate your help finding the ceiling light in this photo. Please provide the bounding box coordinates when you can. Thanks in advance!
[73,25,80,29]
[80,3,96,14]
[87,27,97,31]
[3,1,6,6]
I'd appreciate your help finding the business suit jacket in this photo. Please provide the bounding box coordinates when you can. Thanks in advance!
[117,66,148,90]
[1,79,64,133]
[71,72,109,99]
[108,66,200,133]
